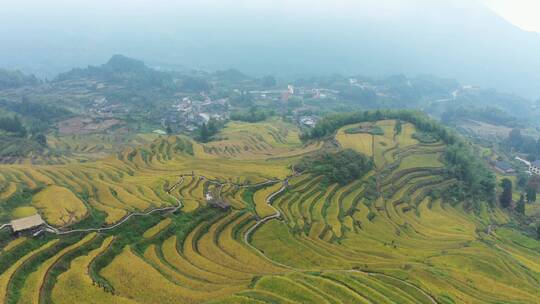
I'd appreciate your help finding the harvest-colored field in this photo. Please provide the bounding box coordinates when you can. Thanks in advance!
[2,119,540,304]
[336,128,373,156]
[31,185,88,226]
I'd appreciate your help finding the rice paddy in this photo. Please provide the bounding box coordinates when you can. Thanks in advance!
[1,119,540,303]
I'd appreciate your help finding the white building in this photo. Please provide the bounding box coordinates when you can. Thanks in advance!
[199,113,210,123]
[153,129,167,135]
[287,85,295,95]
[300,116,318,128]
[531,161,540,175]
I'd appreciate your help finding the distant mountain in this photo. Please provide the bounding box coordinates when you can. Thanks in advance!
[214,69,250,82]
[0,69,39,90]
[55,55,173,88]
[162,0,539,98]
[3,0,538,98]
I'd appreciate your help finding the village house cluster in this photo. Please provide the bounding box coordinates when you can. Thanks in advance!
[513,157,540,176]
[167,94,229,132]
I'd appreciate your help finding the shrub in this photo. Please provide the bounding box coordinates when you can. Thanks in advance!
[412,132,438,144]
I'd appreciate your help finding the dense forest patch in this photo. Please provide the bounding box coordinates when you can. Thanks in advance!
[296,149,373,185]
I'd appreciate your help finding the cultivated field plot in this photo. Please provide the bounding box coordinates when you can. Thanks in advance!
[1,119,540,303]
[196,119,323,160]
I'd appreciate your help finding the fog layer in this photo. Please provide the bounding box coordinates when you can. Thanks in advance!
[1,0,539,97]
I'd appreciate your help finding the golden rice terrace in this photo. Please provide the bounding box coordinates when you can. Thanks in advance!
[1,118,539,304]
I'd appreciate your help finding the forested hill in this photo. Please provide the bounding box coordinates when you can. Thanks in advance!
[0,69,39,90]
[54,55,174,88]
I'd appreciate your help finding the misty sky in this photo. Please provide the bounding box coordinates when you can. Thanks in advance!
[2,0,538,31]
[481,0,540,33]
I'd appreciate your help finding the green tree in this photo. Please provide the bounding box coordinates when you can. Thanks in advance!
[527,187,537,203]
[517,173,528,188]
[207,118,218,135]
[296,149,373,185]
[198,123,210,142]
[516,194,526,214]
[0,115,27,136]
[500,178,513,209]
[507,128,523,149]
[394,120,402,135]
[34,134,47,146]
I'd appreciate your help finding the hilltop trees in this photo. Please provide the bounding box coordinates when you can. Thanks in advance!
[55,55,174,89]
[301,110,455,144]
[500,178,513,209]
[302,110,496,203]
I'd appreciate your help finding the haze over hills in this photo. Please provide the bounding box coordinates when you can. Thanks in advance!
[1,0,540,98]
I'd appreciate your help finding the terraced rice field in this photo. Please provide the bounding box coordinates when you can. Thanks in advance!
[31,185,88,226]
[196,119,322,160]
[1,119,540,303]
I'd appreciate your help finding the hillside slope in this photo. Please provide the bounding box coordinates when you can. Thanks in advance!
[1,116,540,303]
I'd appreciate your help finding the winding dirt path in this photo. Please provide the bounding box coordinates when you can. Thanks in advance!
[40,170,292,237]
[41,176,186,236]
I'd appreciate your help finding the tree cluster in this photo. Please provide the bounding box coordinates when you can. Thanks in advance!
[0,116,26,136]
[526,176,539,203]
[196,118,224,143]
[0,97,71,124]
[499,178,513,209]
[301,110,455,144]
[296,149,373,185]
[230,92,254,107]
[0,69,39,90]
[55,55,174,89]
[230,107,274,123]
[505,129,540,160]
